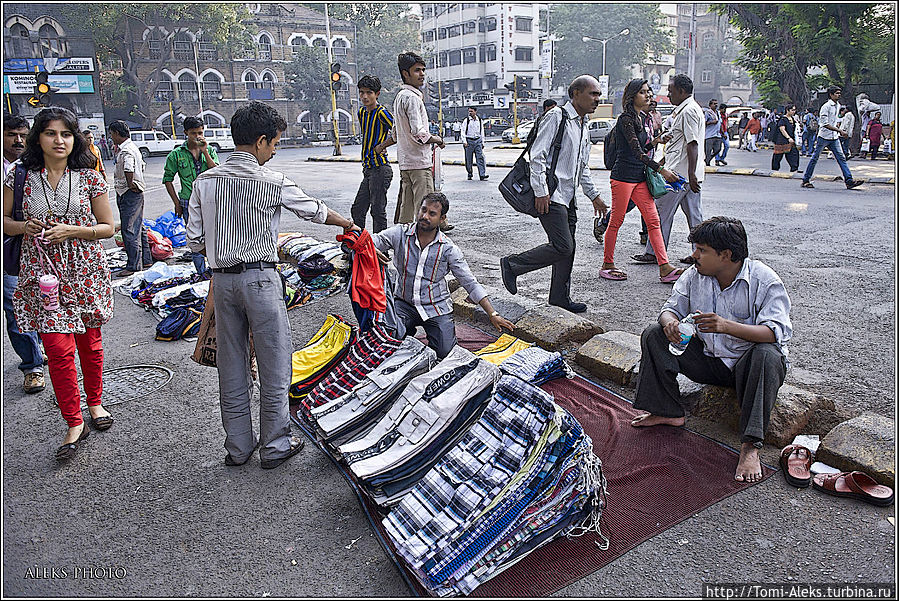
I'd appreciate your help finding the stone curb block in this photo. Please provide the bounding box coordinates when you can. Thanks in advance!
[513,306,602,351]
[817,413,895,487]
[575,331,641,386]
[450,286,530,327]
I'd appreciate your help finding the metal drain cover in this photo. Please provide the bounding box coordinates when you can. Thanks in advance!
[78,364,173,408]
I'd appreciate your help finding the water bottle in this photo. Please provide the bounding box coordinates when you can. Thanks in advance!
[669,312,701,355]
[39,274,60,311]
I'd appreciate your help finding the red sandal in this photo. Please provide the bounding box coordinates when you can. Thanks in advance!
[812,471,894,507]
[779,444,812,488]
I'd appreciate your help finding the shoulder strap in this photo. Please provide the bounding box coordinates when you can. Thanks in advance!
[546,110,569,181]
[12,164,26,222]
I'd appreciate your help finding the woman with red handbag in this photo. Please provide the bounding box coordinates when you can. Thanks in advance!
[2,107,116,460]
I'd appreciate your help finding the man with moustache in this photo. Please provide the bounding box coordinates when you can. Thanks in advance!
[631,217,792,485]
[3,114,46,393]
[372,192,514,359]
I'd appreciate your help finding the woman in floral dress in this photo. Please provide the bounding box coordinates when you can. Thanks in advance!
[3,107,116,460]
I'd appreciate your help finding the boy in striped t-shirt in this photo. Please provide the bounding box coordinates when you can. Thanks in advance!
[352,75,395,233]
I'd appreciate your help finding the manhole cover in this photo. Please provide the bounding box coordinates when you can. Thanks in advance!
[77,364,174,408]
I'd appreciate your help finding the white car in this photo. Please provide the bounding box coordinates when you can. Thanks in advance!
[129,130,180,158]
[501,121,535,143]
[203,127,235,152]
[588,118,617,144]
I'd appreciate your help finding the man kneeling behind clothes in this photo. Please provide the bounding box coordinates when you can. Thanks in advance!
[372,192,514,358]
[631,216,792,483]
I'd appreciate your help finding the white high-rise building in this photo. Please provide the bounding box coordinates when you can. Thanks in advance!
[420,3,549,118]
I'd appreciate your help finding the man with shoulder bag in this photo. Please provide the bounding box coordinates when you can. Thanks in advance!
[498,75,608,314]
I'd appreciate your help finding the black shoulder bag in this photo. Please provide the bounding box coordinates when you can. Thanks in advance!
[3,164,28,276]
[498,111,568,218]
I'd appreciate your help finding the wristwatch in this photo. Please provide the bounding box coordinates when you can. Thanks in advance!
[490,311,499,317]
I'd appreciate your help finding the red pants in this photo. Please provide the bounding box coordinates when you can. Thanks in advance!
[604,180,669,266]
[40,328,104,427]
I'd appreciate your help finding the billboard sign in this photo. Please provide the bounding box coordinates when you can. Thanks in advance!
[4,74,95,94]
[3,57,95,73]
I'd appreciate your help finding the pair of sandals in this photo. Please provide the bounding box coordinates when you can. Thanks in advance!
[599,267,684,283]
[780,444,894,506]
[55,413,114,461]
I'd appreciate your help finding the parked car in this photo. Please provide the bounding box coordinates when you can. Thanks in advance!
[203,127,235,152]
[588,118,617,144]
[129,130,180,158]
[483,117,509,136]
[501,120,534,143]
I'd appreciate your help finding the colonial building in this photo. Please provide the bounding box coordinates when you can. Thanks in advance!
[3,5,106,133]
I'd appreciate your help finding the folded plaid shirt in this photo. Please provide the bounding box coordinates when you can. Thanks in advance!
[499,346,573,386]
[303,322,402,416]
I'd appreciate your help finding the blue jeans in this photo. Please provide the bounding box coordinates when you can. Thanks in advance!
[716,134,729,161]
[464,138,486,177]
[3,274,43,373]
[116,190,152,271]
[801,131,817,155]
[179,199,208,274]
[803,137,854,184]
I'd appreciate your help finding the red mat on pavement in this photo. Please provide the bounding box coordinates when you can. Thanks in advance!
[293,324,774,597]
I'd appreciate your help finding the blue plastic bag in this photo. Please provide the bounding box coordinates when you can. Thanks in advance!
[152,211,187,247]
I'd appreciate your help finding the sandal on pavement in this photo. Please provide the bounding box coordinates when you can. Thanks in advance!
[599,268,628,281]
[812,471,894,507]
[90,415,114,432]
[780,444,812,488]
[659,268,684,283]
[630,253,657,264]
[260,436,305,470]
[55,422,90,461]
[800,181,815,189]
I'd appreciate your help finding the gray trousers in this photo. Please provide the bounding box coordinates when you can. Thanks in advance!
[633,322,786,443]
[504,200,577,306]
[464,138,486,177]
[395,298,456,359]
[213,269,293,462]
[643,187,703,258]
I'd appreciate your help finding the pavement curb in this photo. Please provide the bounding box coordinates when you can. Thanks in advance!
[307,155,894,185]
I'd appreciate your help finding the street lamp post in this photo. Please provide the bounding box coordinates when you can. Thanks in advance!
[582,29,629,100]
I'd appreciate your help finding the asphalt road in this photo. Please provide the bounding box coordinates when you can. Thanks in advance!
[2,145,895,596]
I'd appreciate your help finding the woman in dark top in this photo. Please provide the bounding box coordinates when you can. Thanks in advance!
[601,79,683,283]
[771,103,799,172]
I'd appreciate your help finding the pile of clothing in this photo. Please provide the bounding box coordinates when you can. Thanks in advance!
[384,374,607,596]
[289,314,356,406]
[278,233,349,301]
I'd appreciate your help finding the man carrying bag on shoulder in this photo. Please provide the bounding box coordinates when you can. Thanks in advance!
[498,75,608,314]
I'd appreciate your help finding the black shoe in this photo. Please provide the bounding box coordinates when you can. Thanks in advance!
[716,160,727,166]
[55,422,90,461]
[467,174,473,180]
[846,179,864,190]
[440,223,455,232]
[800,181,815,189]
[90,414,114,432]
[260,436,305,470]
[680,256,696,265]
[479,174,489,180]
[631,253,656,264]
[552,301,587,314]
[112,269,135,278]
[500,257,517,295]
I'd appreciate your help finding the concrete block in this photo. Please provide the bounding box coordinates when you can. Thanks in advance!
[817,414,895,487]
[446,274,460,293]
[513,305,602,350]
[450,287,528,327]
[451,287,478,319]
[575,331,641,386]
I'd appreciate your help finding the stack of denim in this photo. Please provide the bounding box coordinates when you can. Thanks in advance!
[384,374,607,597]
[498,346,573,386]
[337,346,500,501]
[277,233,345,264]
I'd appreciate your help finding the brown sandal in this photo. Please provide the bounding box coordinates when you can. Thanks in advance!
[812,471,895,507]
[779,444,812,488]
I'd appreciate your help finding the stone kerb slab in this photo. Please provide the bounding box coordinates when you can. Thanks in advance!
[575,331,641,386]
[817,414,895,487]
[513,306,603,350]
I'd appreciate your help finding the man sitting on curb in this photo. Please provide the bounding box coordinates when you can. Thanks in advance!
[373,192,514,358]
[631,217,792,483]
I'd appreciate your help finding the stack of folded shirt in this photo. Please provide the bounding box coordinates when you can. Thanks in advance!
[310,337,437,447]
[498,346,573,386]
[337,346,500,504]
[473,334,534,365]
[384,374,607,597]
[289,314,356,407]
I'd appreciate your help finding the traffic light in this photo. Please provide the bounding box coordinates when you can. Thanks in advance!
[503,81,515,92]
[516,78,529,99]
[427,82,439,102]
[330,63,342,91]
[441,81,452,96]
[33,71,52,106]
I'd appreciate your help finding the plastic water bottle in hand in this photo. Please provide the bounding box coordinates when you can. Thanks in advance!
[669,312,701,355]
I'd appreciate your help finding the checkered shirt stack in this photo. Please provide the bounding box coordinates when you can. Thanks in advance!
[498,346,573,386]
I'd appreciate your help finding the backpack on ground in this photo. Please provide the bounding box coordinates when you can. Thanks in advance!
[155,306,203,341]
[603,122,619,170]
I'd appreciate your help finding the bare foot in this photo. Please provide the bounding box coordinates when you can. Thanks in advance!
[62,422,86,445]
[630,413,686,428]
[735,442,763,483]
[88,404,111,420]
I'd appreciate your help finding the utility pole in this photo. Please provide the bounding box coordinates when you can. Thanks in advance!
[512,74,520,144]
[325,4,342,156]
[193,30,204,118]
[687,3,696,82]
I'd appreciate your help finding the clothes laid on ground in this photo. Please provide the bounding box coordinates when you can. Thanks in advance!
[498,345,573,386]
[289,314,356,405]
[473,333,535,365]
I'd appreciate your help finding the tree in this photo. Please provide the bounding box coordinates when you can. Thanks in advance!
[284,46,332,125]
[57,4,252,127]
[551,4,673,95]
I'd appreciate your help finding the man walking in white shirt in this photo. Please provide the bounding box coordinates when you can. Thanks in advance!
[802,85,863,189]
[461,107,488,181]
[388,52,448,229]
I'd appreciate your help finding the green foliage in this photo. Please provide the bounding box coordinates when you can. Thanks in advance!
[551,4,673,92]
[285,46,332,119]
[99,70,133,109]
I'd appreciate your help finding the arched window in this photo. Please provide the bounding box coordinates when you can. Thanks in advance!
[152,74,175,102]
[333,38,348,56]
[7,23,33,57]
[203,113,224,127]
[312,37,327,48]
[178,72,199,102]
[39,23,61,58]
[173,31,193,61]
[148,28,164,59]
[201,72,222,100]
[291,36,308,56]
[258,33,272,60]
[244,71,258,90]
[197,33,217,60]
[261,71,275,90]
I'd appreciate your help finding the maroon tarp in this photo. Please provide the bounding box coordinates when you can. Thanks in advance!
[294,324,774,597]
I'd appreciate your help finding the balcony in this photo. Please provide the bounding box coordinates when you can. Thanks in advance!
[152,89,175,103]
[257,44,272,61]
[197,42,218,61]
[173,41,193,61]
[248,88,274,100]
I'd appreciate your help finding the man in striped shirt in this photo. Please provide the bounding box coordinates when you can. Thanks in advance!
[372,192,513,358]
[351,75,394,233]
[186,102,359,470]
